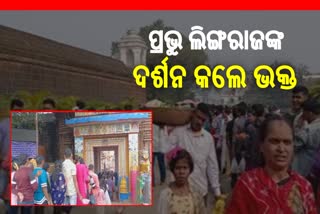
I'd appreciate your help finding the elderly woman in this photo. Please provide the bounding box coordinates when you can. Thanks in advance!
[226,115,317,214]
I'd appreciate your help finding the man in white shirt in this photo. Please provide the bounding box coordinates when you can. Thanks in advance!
[62,148,82,205]
[167,103,221,202]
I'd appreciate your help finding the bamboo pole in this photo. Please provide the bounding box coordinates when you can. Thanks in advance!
[35,112,39,155]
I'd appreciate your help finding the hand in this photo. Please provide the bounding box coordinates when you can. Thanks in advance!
[36,170,42,177]
[17,192,24,202]
[78,194,83,202]
[48,200,53,205]
[236,133,247,141]
[215,194,227,201]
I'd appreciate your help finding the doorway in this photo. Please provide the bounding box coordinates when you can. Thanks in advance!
[94,146,119,173]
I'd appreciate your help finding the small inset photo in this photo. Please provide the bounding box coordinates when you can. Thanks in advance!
[10,111,152,207]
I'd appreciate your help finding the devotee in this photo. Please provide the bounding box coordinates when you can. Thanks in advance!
[88,164,109,205]
[0,116,10,214]
[291,85,309,132]
[73,100,86,110]
[33,156,52,205]
[226,115,317,213]
[152,124,166,186]
[62,148,82,205]
[293,97,320,195]
[42,98,56,110]
[11,154,41,214]
[243,104,265,170]
[75,156,89,205]
[10,99,24,110]
[51,160,66,205]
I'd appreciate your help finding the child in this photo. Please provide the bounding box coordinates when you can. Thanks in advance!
[157,146,205,214]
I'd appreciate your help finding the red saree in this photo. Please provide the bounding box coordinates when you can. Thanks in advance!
[226,168,317,214]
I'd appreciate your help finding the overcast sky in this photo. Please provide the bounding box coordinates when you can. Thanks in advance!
[0,11,319,73]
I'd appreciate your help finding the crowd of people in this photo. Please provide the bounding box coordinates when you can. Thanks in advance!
[153,85,320,213]
[10,148,112,214]
[0,97,130,214]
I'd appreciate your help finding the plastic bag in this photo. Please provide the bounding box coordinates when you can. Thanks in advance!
[89,194,96,205]
[213,195,227,214]
[11,194,17,205]
[104,190,111,205]
[230,157,246,174]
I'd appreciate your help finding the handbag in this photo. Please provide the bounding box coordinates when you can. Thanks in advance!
[89,194,96,205]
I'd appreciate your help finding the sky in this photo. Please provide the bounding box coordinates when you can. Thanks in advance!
[0,11,319,73]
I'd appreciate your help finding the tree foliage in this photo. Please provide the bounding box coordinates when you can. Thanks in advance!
[12,112,36,129]
[0,90,139,119]
[310,81,320,97]
[11,112,55,130]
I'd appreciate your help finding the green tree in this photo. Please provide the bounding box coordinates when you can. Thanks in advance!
[310,81,320,97]
[56,96,78,110]
[12,112,36,129]
[86,100,108,110]
[12,112,56,136]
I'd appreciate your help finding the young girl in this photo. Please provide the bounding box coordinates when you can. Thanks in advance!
[157,147,205,214]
